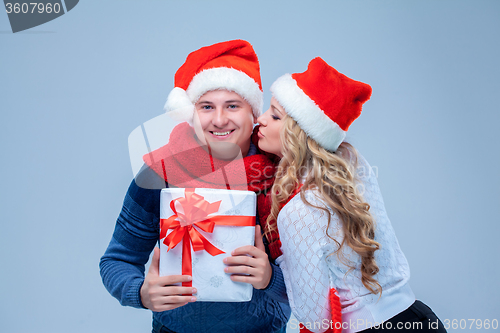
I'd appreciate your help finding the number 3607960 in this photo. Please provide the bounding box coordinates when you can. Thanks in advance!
[5,3,62,14]
[443,319,498,330]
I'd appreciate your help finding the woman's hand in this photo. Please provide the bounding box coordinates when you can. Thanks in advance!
[223,225,272,290]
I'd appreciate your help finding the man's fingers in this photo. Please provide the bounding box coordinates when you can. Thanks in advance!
[222,225,273,290]
[163,295,196,304]
[151,295,195,304]
[157,274,193,286]
[159,286,197,297]
[231,245,263,258]
[230,274,255,284]
[148,247,160,276]
[225,264,257,276]
[149,295,196,312]
[142,253,195,311]
[224,254,255,267]
[254,225,266,252]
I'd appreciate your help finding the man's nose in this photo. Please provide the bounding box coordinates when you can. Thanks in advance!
[212,108,229,128]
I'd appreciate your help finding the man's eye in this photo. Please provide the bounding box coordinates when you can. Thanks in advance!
[202,105,213,110]
[228,104,238,109]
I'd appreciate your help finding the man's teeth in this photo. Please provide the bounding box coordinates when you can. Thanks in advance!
[212,131,232,136]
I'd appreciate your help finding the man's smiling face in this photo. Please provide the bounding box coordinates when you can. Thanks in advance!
[193,90,256,158]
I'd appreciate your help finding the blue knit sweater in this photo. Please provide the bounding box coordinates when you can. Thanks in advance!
[99,147,290,333]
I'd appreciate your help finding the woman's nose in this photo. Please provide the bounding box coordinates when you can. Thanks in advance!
[257,115,265,125]
[257,109,269,125]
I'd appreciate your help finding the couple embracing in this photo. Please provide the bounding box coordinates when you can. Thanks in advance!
[100,40,446,333]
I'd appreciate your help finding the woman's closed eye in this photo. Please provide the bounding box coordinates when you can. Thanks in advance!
[272,114,281,120]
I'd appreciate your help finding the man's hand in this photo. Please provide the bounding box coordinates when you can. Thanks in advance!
[140,247,196,312]
[223,225,272,290]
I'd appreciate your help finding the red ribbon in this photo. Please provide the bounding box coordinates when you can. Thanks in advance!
[160,188,255,287]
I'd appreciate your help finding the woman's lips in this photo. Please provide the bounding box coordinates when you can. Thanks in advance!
[257,130,264,138]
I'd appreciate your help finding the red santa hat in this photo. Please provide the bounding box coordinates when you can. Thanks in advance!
[165,40,263,122]
[270,57,372,152]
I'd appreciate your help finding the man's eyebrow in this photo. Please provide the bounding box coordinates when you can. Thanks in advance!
[196,100,214,104]
[225,100,243,104]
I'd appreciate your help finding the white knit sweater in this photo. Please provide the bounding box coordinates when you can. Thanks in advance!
[275,155,415,333]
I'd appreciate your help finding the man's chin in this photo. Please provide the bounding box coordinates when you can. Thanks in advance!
[207,141,243,161]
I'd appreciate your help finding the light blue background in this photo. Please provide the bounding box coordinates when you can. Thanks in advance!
[1,1,499,332]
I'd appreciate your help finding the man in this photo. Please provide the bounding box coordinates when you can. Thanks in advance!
[100,40,290,333]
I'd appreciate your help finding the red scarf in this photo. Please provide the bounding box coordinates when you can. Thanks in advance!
[143,122,276,193]
[257,185,302,261]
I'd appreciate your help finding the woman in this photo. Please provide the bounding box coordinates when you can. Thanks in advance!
[256,57,446,333]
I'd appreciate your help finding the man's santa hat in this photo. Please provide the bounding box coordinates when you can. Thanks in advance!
[165,40,263,122]
[270,57,372,152]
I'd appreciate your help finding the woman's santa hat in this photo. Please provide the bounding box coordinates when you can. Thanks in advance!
[270,57,372,152]
[165,40,263,122]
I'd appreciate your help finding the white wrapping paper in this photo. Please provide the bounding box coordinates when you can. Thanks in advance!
[159,188,256,302]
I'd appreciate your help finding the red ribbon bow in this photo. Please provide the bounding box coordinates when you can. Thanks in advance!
[161,189,226,257]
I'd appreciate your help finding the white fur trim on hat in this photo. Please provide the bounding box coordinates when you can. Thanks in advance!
[270,74,346,152]
[186,67,263,118]
[164,87,196,122]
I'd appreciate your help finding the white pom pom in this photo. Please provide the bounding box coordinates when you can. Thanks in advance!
[164,87,195,122]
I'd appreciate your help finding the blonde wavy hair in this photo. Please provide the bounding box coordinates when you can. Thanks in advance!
[265,115,382,295]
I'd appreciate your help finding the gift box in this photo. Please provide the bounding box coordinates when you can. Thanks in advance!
[159,188,256,302]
